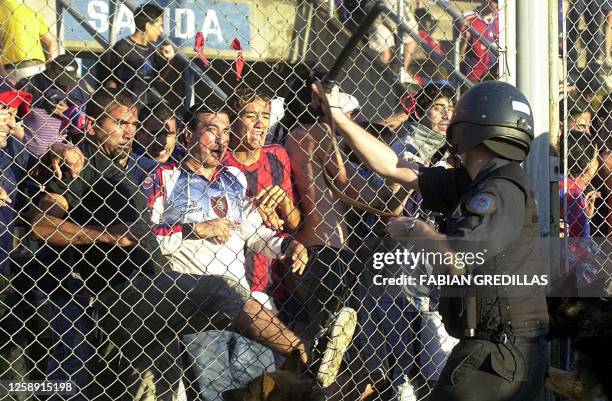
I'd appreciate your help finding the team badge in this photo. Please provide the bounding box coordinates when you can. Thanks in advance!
[466,193,497,215]
[211,196,229,218]
[142,174,154,190]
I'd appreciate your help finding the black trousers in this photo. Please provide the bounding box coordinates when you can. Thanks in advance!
[429,336,548,401]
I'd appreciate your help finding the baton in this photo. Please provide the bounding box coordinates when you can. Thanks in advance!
[323,1,385,90]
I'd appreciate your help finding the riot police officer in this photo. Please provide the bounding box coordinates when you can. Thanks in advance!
[311,80,549,401]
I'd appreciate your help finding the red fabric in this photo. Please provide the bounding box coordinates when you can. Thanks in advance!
[194,32,210,66]
[0,89,32,117]
[223,144,296,292]
[418,30,443,55]
[230,38,245,81]
[400,94,417,115]
[458,11,499,81]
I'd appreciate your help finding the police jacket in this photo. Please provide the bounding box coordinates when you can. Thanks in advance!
[418,157,549,339]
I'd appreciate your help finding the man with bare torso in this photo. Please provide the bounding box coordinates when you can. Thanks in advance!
[285,98,404,392]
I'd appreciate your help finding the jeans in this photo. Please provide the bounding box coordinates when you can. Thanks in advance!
[44,292,96,401]
[181,330,275,401]
[94,272,249,401]
[0,274,30,401]
[295,247,351,340]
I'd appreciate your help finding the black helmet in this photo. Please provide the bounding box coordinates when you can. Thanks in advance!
[447,81,534,161]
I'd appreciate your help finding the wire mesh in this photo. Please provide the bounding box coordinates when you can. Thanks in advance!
[0,0,608,400]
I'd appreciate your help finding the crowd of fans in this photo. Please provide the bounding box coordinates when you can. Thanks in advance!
[0,1,610,401]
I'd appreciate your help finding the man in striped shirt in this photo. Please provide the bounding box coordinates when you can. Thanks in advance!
[224,87,301,305]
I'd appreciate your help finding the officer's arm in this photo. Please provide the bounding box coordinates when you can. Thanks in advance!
[311,84,420,190]
[394,221,466,275]
[332,109,420,189]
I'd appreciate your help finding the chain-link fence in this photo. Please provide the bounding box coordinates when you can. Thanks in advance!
[0,0,610,400]
[557,0,612,397]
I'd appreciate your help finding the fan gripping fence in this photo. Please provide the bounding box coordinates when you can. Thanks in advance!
[0,0,610,401]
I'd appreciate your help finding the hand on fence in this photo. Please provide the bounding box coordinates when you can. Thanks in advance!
[51,101,70,118]
[256,185,291,211]
[0,107,12,136]
[194,218,239,244]
[49,143,85,179]
[310,82,342,117]
[386,216,431,240]
[0,186,11,207]
[584,190,601,219]
[283,240,308,275]
[257,205,285,230]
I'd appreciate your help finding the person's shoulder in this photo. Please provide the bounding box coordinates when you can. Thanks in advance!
[262,143,289,159]
[134,154,159,172]
[284,125,310,148]
[112,37,135,52]
[223,166,248,193]
[224,165,247,182]
[475,173,528,212]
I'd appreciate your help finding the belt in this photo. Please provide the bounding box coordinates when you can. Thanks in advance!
[4,60,44,69]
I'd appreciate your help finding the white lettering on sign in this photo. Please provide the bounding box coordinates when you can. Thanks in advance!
[88,0,109,33]
[84,1,225,41]
[175,8,195,39]
[115,4,135,33]
[201,10,223,42]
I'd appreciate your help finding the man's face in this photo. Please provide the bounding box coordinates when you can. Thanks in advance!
[0,106,18,149]
[568,111,592,134]
[137,117,178,163]
[187,112,230,168]
[145,17,164,43]
[232,99,271,151]
[422,97,453,136]
[95,104,138,161]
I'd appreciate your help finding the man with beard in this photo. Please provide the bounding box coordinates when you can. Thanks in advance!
[31,89,308,400]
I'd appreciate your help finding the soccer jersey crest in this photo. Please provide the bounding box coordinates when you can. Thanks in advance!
[211,196,229,218]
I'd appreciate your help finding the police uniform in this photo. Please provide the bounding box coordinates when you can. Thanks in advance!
[414,81,549,401]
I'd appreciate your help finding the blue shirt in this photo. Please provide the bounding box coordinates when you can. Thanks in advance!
[0,137,29,274]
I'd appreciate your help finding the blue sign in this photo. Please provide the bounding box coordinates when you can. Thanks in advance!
[63,0,251,51]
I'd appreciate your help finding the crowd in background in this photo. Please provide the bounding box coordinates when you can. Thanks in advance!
[0,1,610,401]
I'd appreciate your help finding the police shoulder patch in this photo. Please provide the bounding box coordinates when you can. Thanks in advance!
[466,192,497,215]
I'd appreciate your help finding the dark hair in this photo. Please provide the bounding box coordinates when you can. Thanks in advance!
[134,4,164,32]
[280,66,326,132]
[410,83,456,120]
[183,100,229,131]
[415,8,436,31]
[562,131,598,177]
[227,86,271,121]
[86,88,135,122]
[139,101,176,125]
[567,98,593,119]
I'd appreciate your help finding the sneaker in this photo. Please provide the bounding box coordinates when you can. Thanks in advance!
[314,306,358,388]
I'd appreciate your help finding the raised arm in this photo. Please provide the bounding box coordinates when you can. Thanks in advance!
[311,83,420,190]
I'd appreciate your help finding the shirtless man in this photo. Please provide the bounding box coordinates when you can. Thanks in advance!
[284,90,405,390]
